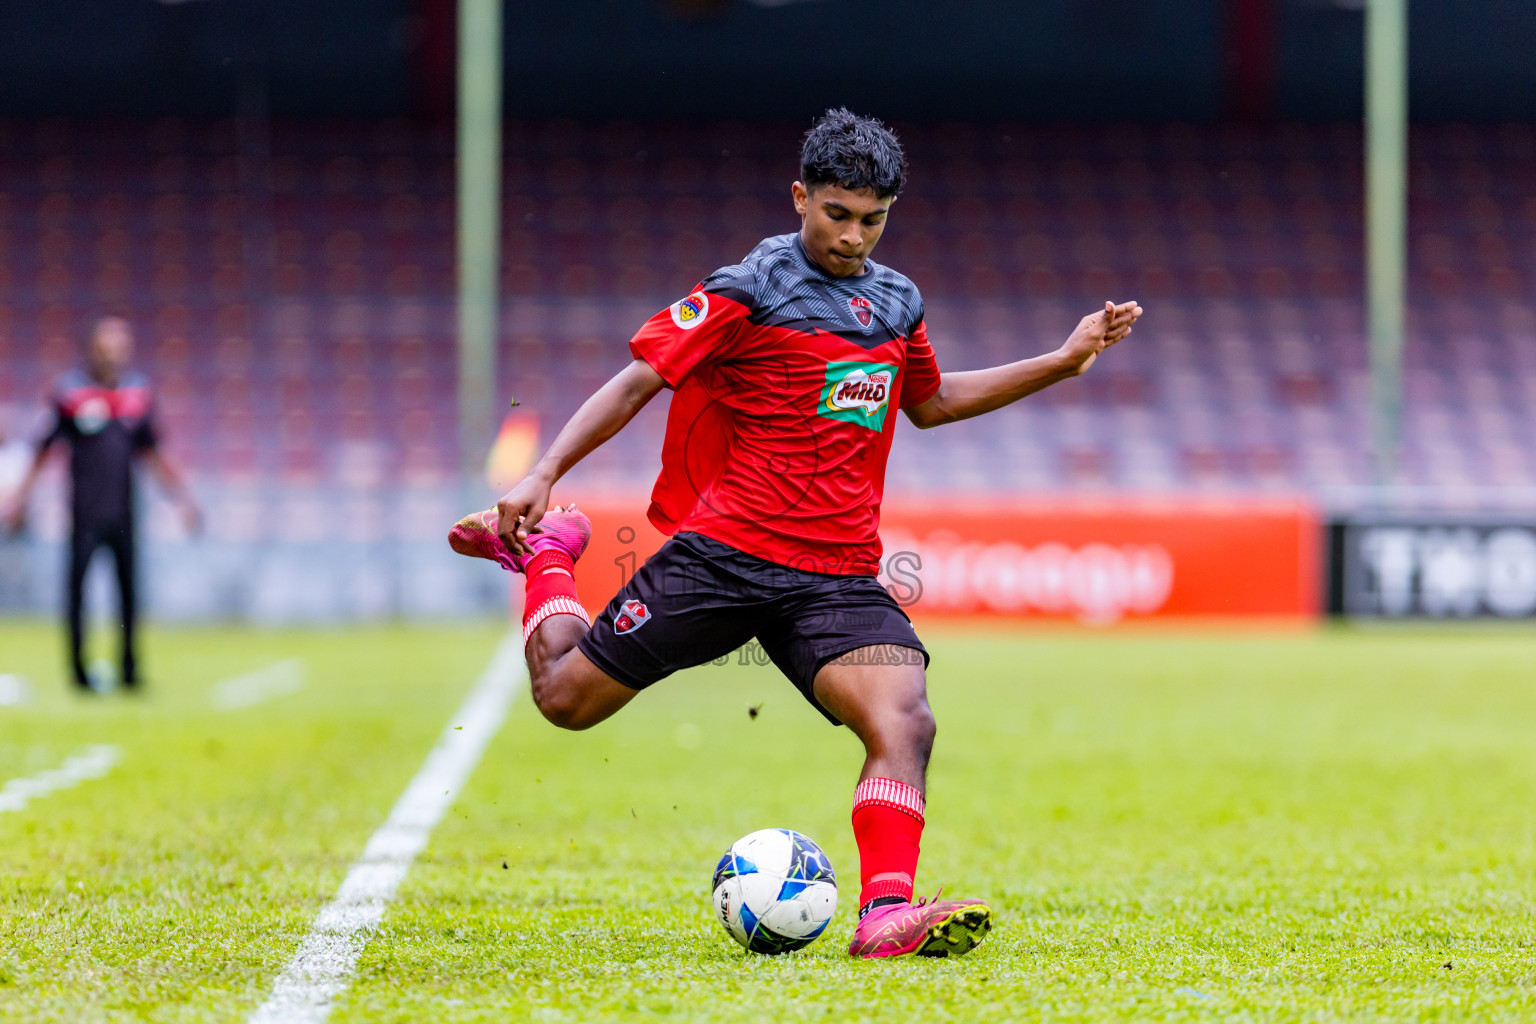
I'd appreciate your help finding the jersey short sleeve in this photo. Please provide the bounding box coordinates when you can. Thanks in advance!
[36,393,66,452]
[628,266,755,388]
[899,317,941,409]
[131,398,159,451]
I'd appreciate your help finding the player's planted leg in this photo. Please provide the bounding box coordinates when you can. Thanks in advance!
[814,646,993,959]
[449,503,636,729]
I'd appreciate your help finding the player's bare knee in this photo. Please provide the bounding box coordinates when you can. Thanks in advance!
[861,697,935,765]
[533,692,591,730]
[529,674,587,731]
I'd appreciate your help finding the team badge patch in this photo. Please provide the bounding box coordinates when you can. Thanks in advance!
[72,396,112,435]
[818,361,898,432]
[669,292,709,331]
[848,296,873,330]
[614,599,651,635]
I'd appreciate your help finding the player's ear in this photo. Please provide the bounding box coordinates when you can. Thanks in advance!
[792,181,809,215]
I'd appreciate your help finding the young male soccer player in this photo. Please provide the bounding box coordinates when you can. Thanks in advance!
[451,108,1143,958]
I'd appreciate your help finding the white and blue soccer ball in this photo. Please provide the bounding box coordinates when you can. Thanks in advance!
[711,828,837,954]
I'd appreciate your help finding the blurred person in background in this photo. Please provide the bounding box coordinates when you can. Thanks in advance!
[2,316,201,693]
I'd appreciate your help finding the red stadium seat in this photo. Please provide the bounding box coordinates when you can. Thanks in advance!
[1,119,1530,490]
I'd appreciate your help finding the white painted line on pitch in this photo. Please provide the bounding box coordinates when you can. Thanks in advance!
[0,674,31,706]
[248,632,525,1024]
[212,659,307,711]
[0,744,120,814]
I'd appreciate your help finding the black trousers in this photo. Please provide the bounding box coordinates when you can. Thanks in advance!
[67,518,137,690]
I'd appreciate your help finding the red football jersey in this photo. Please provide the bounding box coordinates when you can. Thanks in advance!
[630,234,940,576]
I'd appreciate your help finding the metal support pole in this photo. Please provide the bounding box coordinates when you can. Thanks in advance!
[1366,0,1407,485]
[457,0,502,487]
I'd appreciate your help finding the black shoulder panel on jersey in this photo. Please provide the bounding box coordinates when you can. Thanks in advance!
[55,368,91,396]
[698,260,759,310]
[720,234,925,349]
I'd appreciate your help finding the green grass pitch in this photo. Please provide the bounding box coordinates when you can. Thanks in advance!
[2,619,1535,1022]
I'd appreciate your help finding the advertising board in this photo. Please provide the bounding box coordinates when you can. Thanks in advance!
[1327,517,1536,619]
[568,497,1321,625]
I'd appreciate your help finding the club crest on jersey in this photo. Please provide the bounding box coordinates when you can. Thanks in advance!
[614,599,651,634]
[669,292,709,331]
[848,296,874,331]
[818,361,898,432]
[72,396,112,435]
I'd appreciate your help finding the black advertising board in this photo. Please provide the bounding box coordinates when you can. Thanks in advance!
[1328,516,1536,618]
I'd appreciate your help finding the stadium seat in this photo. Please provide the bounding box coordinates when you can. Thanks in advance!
[5,120,1533,493]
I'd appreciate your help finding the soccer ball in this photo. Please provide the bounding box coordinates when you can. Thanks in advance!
[711,828,837,954]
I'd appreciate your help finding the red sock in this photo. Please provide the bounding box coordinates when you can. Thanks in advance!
[521,549,590,643]
[851,777,925,915]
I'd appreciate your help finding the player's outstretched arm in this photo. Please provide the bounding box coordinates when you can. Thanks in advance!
[496,357,667,557]
[136,449,201,534]
[904,300,1142,429]
[1,445,51,534]
[2,404,64,534]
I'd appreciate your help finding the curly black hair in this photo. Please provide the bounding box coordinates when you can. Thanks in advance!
[799,107,907,199]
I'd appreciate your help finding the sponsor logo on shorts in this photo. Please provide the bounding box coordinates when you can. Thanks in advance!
[818,361,898,432]
[614,599,651,634]
[669,292,709,330]
[848,295,873,330]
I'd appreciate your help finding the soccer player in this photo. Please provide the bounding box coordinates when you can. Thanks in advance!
[3,316,201,692]
[450,109,1142,958]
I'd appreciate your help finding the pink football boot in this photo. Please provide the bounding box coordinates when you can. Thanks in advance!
[447,503,591,573]
[848,893,993,959]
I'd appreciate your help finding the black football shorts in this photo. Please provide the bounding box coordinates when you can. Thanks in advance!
[576,532,928,725]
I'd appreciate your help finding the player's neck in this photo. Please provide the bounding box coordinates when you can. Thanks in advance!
[88,364,121,388]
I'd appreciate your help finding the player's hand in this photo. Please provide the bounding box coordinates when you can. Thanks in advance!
[179,499,203,537]
[496,476,553,558]
[1,499,24,536]
[1058,300,1143,376]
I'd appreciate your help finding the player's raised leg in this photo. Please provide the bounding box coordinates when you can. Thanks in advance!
[448,503,636,729]
[813,647,992,959]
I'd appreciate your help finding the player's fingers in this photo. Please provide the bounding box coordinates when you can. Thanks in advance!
[494,506,515,536]
[1109,306,1144,329]
[496,505,530,552]
[521,504,548,536]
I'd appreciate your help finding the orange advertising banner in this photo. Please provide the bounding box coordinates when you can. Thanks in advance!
[555,495,1320,624]
[877,497,1320,622]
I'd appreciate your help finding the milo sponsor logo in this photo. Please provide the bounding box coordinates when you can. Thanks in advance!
[819,361,898,431]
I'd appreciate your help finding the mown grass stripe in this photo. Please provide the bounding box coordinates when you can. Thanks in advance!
[248,632,524,1024]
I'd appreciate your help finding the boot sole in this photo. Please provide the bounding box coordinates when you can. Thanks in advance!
[915,903,993,958]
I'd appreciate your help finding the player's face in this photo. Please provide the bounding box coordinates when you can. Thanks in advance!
[88,317,133,384]
[792,182,892,278]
